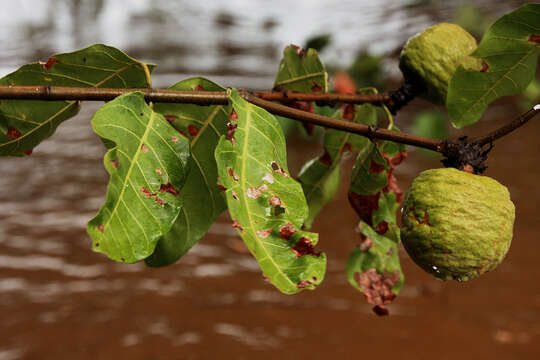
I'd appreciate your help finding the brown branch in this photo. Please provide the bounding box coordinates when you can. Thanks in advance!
[475,105,540,146]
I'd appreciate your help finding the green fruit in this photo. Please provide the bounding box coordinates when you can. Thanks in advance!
[400,168,514,281]
[399,23,482,105]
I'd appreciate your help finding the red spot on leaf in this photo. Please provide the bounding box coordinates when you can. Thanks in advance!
[355,268,400,313]
[155,197,166,206]
[159,183,179,196]
[23,149,33,156]
[228,168,239,181]
[370,159,385,174]
[141,187,155,198]
[290,45,305,57]
[291,237,320,258]
[319,151,332,166]
[42,57,59,71]
[6,127,21,139]
[279,223,296,240]
[229,109,238,122]
[383,151,407,167]
[256,228,272,238]
[247,187,262,199]
[188,124,199,136]
[375,221,389,235]
[383,170,403,202]
[164,115,177,123]
[269,196,282,207]
[359,235,374,252]
[226,122,237,144]
[194,84,204,91]
[98,224,104,233]
[171,136,179,143]
[528,34,540,43]
[297,280,312,289]
[155,168,162,176]
[218,184,227,192]
[342,103,355,120]
[348,192,380,226]
[341,142,352,155]
[480,60,489,72]
[232,218,244,232]
[311,83,323,92]
[141,144,149,153]
[111,159,119,169]
[178,129,188,138]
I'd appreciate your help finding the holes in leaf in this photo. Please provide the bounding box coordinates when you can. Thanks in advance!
[279,223,296,240]
[226,122,237,144]
[228,168,239,181]
[159,183,179,196]
[231,190,239,201]
[291,237,320,258]
[217,177,227,192]
[383,169,403,202]
[270,161,289,177]
[256,228,272,239]
[247,187,262,199]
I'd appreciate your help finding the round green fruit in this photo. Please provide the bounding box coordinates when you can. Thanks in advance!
[399,23,482,105]
[400,168,515,281]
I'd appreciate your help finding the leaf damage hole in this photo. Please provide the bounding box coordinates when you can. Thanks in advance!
[231,190,240,201]
[291,237,320,258]
[159,183,179,196]
[231,219,244,232]
[256,228,272,239]
[270,161,289,177]
[228,167,239,181]
[40,57,59,71]
[279,223,296,240]
[355,268,400,316]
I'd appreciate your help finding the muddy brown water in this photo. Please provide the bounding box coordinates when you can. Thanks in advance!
[1,1,539,359]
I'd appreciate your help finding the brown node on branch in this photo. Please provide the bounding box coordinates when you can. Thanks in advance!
[441,136,493,175]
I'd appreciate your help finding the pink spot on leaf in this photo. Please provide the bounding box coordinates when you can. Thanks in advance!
[318,151,332,166]
[247,187,262,199]
[141,144,149,153]
[279,223,296,240]
[98,224,104,233]
[256,228,272,238]
[155,168,162,176]
[269,196,282,207]
[141,187,155,198]
[262,173,274,184]
[155,197,166,206]
[355,268,400,313]
[342,103,355,120]
[297,280,312,289]
[171,136,178,143]
[232,218,244,232]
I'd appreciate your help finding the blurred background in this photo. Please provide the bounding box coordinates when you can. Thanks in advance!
[0,0,538,359]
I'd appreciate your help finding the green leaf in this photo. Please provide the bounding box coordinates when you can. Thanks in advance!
[447,3,540,128]
[215,89,327,294]
[145,78,230,267]
[87,92,190,263]
[274,45,328,92]
[346,222,404,297]
[298,101,377,229]
[0,44,154,156]
[411,110,447,158]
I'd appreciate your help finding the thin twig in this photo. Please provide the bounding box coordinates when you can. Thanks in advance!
[475,105,540,146]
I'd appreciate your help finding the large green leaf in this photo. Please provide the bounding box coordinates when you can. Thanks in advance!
[447,3,540,128]
[0,44,154,156]
[347,123,406,314]
[298,101,377,229]
[215,89,327,294]
[87,92,190,263]
[274,45,328,92]
[145,78,230,267]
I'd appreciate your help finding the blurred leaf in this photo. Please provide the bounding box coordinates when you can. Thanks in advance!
[215,89,327,294]
[305,34,332,53]
[447,3,540,128]
[453,3,494,40]
[0,44,153,156]
[299,96,378,229]
[411,110,447,157]
[146,78,231,267]
[348,51,384,89]
[520,78,540,110]
[87,92,190,263]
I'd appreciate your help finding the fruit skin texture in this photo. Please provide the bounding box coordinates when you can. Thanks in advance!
[399,23,482,105]
[400,168,514,281]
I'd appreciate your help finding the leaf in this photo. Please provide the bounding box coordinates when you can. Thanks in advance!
[0,44,154,156]
[274,45,328,92]
[273,45,328,136]
[346,222,404,314]
[215,89,327,294]
[447,3,540,128]
[347,122,406,313]
[411,110,447,158]
[145,78,230,267]
[87,92,190,263]
[298,100,377,229]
